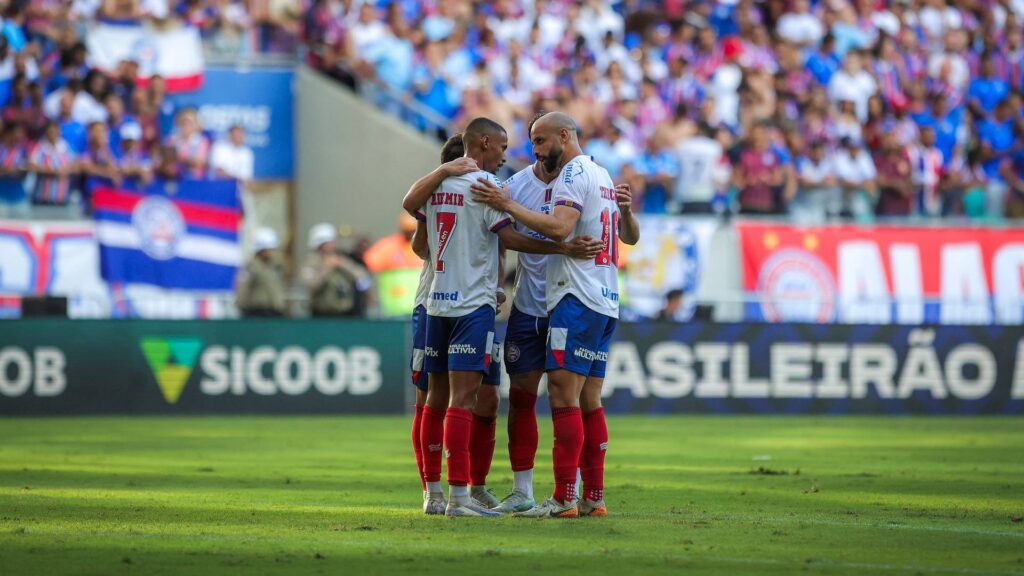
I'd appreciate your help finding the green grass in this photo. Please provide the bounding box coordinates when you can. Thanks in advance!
[0,416,1022,576]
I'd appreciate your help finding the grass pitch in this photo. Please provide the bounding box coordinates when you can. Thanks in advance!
[0,416,1022,575]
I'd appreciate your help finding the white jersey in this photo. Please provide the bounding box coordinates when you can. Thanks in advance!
[413,258,433,309]
[546,155,621,319]
[674,136,723,203]
[425,170,512,317]
[505,164,553,318]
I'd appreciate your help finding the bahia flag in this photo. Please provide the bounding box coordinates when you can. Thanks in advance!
[92,180,241,290]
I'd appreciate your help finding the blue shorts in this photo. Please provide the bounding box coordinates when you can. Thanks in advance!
[546,294,617,378]
[483,341,502,386]
[504,305,549,375]
[410,305,428,391]
[425,305,497,375]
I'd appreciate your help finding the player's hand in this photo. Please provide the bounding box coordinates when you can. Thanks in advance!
[470,177,512,210]
[441,157,478,177]
[563,235,603,259]
[615,183,633,214]
[496,290,506,313]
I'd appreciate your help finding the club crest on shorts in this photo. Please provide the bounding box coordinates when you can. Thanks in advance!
[506,343,521,363]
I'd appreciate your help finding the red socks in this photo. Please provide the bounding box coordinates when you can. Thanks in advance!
[412,404,425,490]
[507,387,538,472]
[581,407,608,502]
[551,406,583,504]
[469,414,496,486]
[420,405,445,483]
[444,407,473,487]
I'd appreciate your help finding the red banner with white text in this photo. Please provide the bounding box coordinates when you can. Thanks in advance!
[737,222,1024,325]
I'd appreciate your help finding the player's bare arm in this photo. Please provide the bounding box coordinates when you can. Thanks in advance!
[498,227,602,259]
[411,220,428,260]
[471,178,580,242]
[402,157,478,215]
[616,183,641,246]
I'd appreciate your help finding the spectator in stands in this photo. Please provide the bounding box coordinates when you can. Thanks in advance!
[28,120,76,207]
[945,148,988,219]
[833,136,878,220]
[101,0,143,21]
[657,289,686,322]
[110,58,139,106]
[806,33,840,86]
[75,69,110,124]
[79,121,121,194]
[165,108,209,179]
[734,121,786,215]
[630,133,678,214]
[828,50,877,122]
[673,122,722,214]
[148,75,176,137]
[777,0,823,49]
[210,124,253,182]
[207,0,252,57]
[873,130,914,218]
[1001,146,1024,219]
[301,223,372,318]
[104,93,131,151]
[115,122,153,186]
[977,99,1018,218]
[54,87,86,153]
[153,144,181,180]
[236,227,287,317]
[910,126,944,217]
[793,140,839,223]
[0,123,29,217]
[968,56,1010,119]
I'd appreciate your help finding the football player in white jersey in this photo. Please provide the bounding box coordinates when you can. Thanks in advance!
[471,112,640,518]
[403,134,476,515]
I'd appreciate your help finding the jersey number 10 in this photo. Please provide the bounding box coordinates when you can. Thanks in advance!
[596,208,619,267]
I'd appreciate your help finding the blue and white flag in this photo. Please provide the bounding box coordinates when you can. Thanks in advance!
[92,179,241,290]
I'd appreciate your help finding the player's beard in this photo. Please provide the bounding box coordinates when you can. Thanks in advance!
[541,143,562,174]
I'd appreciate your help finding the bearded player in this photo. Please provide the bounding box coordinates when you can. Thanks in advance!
[472,112,640,518]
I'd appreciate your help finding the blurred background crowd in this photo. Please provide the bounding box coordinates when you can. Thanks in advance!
[1,0,1023,321]
[303,0,1024,222]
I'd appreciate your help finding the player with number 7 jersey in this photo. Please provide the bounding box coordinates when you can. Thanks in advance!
[423,118,512,518]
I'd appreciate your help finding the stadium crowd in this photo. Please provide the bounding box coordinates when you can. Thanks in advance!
[0,0,261,217]
[306,0,1024,221]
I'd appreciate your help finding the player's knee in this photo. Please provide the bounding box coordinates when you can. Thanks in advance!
[474,386,500,418]
[449,386,478,410]
[580,394,602,413]
[425,389,448,411]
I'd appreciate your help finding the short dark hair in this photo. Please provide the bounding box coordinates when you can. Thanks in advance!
[527,112,546,137]
[440,132,464,163]
[462,117,506,149]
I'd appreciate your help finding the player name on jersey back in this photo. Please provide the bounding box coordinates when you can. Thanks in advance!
[506,165,553,318]
[425,170,512,317]
[546,155,622,319]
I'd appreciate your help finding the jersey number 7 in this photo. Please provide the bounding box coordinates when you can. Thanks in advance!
[435,211,457,272]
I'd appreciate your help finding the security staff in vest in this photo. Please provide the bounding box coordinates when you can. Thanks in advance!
[235,227,287,317]
[301,223,372,317]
